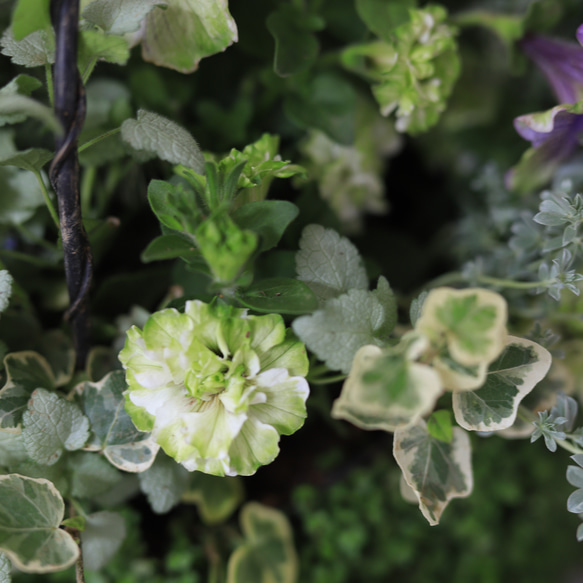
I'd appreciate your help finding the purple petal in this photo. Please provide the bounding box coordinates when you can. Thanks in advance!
[521,33,583,103]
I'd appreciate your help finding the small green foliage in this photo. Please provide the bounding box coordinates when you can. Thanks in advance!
[237,278,318,315]
[0,475,79,573]
[0,27,55,67]
[427,410,453,443]
[82,0,167,35]
[355,0,416,41]
[10,0,51,40]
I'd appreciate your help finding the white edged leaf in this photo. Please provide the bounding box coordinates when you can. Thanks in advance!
[331,343,443,432]
[0,474,79,573]
[432,353,488,392]
[292,289,385,374]
[138,453,190,514]
[138,0,238,73]
[399,474,418,504]
[78,370,159,472]
[295,224,368,304]
[0,28,55,68]
[0,552,10,583]
[22,389,90,465]
[416,287,508,367]
[121,109,204,172]
[226,502,298,583]
[81,511,126,571]
[393,419,473,526]
[82,0,168,35]
[453,336,552,432]
[0,351,57,429]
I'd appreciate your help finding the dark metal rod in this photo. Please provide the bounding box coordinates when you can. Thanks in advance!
[49,0,92,369]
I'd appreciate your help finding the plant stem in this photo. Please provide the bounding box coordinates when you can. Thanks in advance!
[309,374,347,385]
[78,127,121,154]
[80,165,96,217]
[422,271,550,291]
[45,64,54,108]
[34,170,60,229]
[557,438,583,456]
[50,0,93,369]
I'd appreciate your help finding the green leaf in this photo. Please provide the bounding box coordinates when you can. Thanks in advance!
[0,351,56,429]
[284,72,356,145]
[0,95,62,134]
[355,0,416,41]
[183,473,244,525]
[295,224,368,305]
[372,276,397,339]
[0,28,55,68]
[138,0,238,73]
[393,420,473,525]
[0,75,42,127]
[452,336,552,432]
[0,474,79,573]
[11,0,51,40]
[138,453,190,514]
[227,502,298,583]
[331,342,443,431]
[292,289,388,374]
[81,511,126,572]
[78,371,159,472]
[232,201,299,252]
[22,389,90,465]
[196,213,258,283]
[147,180,201,235]
[0,148,52,173]
[121,110,204,172]
[68,452,121,499]
[453,11,524,50]
[416,287,508,367]
[141,234,201,263]
[427,410,453,443]
[60,516,86,532]
[237,278,318,315]
[34,330,75,388]
[0,432,28,469]
[266,4,321,77]
[82,0,168,35]
[78,29,130,70]
[0,551,11,583]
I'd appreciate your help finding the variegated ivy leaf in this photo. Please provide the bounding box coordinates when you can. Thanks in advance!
[0,475,79,573]
[393,419,473,526]
[22,389,90,465]
[82,0,168,35]
[139,0,238,73]
[432,352,488,392]
[227,502,298,583]
[78,370,159,472]
[416,287,508,367]
[0,432,27,468]
[295,224,368,304]
[0,551,10,583]
[453,336,552,432]
[121,109,205,172]
[0,351,57,429]
[331,342,443,432]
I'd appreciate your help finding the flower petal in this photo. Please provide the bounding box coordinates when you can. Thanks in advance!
[228,416,280,476]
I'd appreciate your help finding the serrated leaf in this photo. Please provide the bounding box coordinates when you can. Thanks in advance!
[0,148,52,173]
[393,420,473,526]
[78,371,159,472]
[68,452,121,499]
[266,4,320,77]
[182,473,244,525]
[22,389,90,465]
[331,343,443,432]
[81,511,126,572]
[138,0,238,73]
[0,551,10,583]
[226,502,298,583]
[121,110,204,172]
[295,224,368,305]
[416,287,508,367]
[292,289,387,374]
[11,0,51,40]
[0,28,55,68]
[138,453,190,514]
[237,278,318,315]
[82,0,168,35]
[78,29,130,70]
[0,474,79,573]
[0,351,56,429]
[453,336,552,432]
[232,201,299,252]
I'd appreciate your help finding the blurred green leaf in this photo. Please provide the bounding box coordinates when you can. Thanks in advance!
[11,0,51,40]
[237,278,318,315]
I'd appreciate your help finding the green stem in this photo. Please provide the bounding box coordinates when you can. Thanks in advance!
[422,271,551,292]
[81,58,98,86]
[78,127,121,154]
[0,249,62,269]
[309,374,347,386]
[556,438,583,456]
[15,223,59,252]
[80,166,97,217]
[34,170,60,229]
[45,64,54,108]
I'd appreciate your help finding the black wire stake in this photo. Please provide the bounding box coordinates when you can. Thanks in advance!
[49,0,92,370]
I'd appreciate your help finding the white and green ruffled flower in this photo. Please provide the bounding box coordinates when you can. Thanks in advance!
[119,301,309,476]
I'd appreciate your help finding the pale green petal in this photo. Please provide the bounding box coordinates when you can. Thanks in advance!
[228,416,280,476]
[248,313,286,356]
[185,300,232,356]
[259,336,309,377]
[250,369,309,435]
